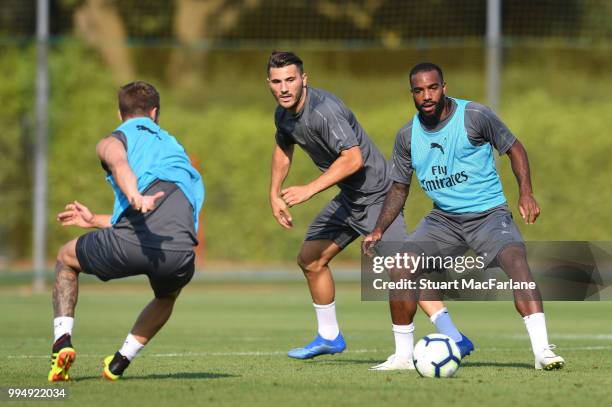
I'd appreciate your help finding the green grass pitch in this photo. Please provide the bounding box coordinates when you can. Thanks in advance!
[2,281,611,406]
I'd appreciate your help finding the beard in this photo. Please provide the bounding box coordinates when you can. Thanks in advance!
[418,96,447,125]
[283,85,306,112]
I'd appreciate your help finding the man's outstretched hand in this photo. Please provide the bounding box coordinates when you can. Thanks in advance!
[57,201,97,228]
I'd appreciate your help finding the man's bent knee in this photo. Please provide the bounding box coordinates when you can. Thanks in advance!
[296,240,341,275]
[57,239,82,273]
[297,253,329,274]
[155,288,181,301]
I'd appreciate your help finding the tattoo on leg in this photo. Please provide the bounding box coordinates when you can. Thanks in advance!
[52,261,79,317]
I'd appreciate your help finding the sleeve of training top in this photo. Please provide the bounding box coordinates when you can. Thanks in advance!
[274,108,294,150]
[465,102,517,154]
[111,131,128,150]
[275,129,294,150]
[311,100,359,154]
[389,124,413,185]
[100,131,128,174]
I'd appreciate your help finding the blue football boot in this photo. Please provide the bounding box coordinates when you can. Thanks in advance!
[455,332,475,358]
[287,332,347,359]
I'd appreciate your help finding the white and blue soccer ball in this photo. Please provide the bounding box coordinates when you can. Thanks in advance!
[413,333,461,378]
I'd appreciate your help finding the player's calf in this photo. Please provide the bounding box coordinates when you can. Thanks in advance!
[102,291,180,380]
[52,262,79,318]
[49,262,78,382]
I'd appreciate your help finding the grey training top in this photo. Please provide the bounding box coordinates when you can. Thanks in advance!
[275,87,390,205]
[389,99,517,185]
[105,132,198,251]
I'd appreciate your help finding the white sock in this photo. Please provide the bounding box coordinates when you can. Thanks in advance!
[313,302,340,340]
[392,323,414,359]
[523,312,550,355]
[53,317,74,342]
[119,333,145,361]
[430,307,462,342]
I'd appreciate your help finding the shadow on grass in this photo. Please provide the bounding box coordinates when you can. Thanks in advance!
[76,372,238,382]
[462,361,532,369]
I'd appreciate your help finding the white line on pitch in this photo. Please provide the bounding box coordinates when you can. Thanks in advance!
[479,333,612,340]
[484,346,612,351]
[6,345,612,360]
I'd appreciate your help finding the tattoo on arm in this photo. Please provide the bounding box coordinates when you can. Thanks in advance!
[375,182,409,233]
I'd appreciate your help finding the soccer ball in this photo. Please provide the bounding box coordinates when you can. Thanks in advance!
[413,333,461,378]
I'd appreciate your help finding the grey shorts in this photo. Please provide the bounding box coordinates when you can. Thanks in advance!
[304,194,408,249]
[405,204,524,267]
[76,228,195,298]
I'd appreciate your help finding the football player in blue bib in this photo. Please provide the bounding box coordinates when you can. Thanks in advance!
[364,63,564,370]
[50,81,204,381]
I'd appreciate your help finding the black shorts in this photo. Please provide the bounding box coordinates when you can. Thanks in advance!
[405,204,525,268]
[304,194,408,249]
[76,228,195,298]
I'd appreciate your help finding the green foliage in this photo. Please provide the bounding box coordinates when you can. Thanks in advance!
[46,43,119,255]
[0,44,611,262]
[0,46,35,258]
[7,1,612,43]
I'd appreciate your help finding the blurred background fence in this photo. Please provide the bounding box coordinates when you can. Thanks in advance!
[1,0,611,271]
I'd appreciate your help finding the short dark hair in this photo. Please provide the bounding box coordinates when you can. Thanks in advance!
[118,81,160,118]
[267,51,304,75]
[409,62,444,86]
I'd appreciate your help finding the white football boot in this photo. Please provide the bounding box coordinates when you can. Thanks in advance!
[369,354,415,371]
[534,344,565,370]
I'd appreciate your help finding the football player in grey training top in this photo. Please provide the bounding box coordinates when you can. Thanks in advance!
[363,62,564,370]
[267,51,474,369]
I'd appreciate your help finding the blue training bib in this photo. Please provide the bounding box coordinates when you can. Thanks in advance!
[410,98,506,213]
[107,117,205,230]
